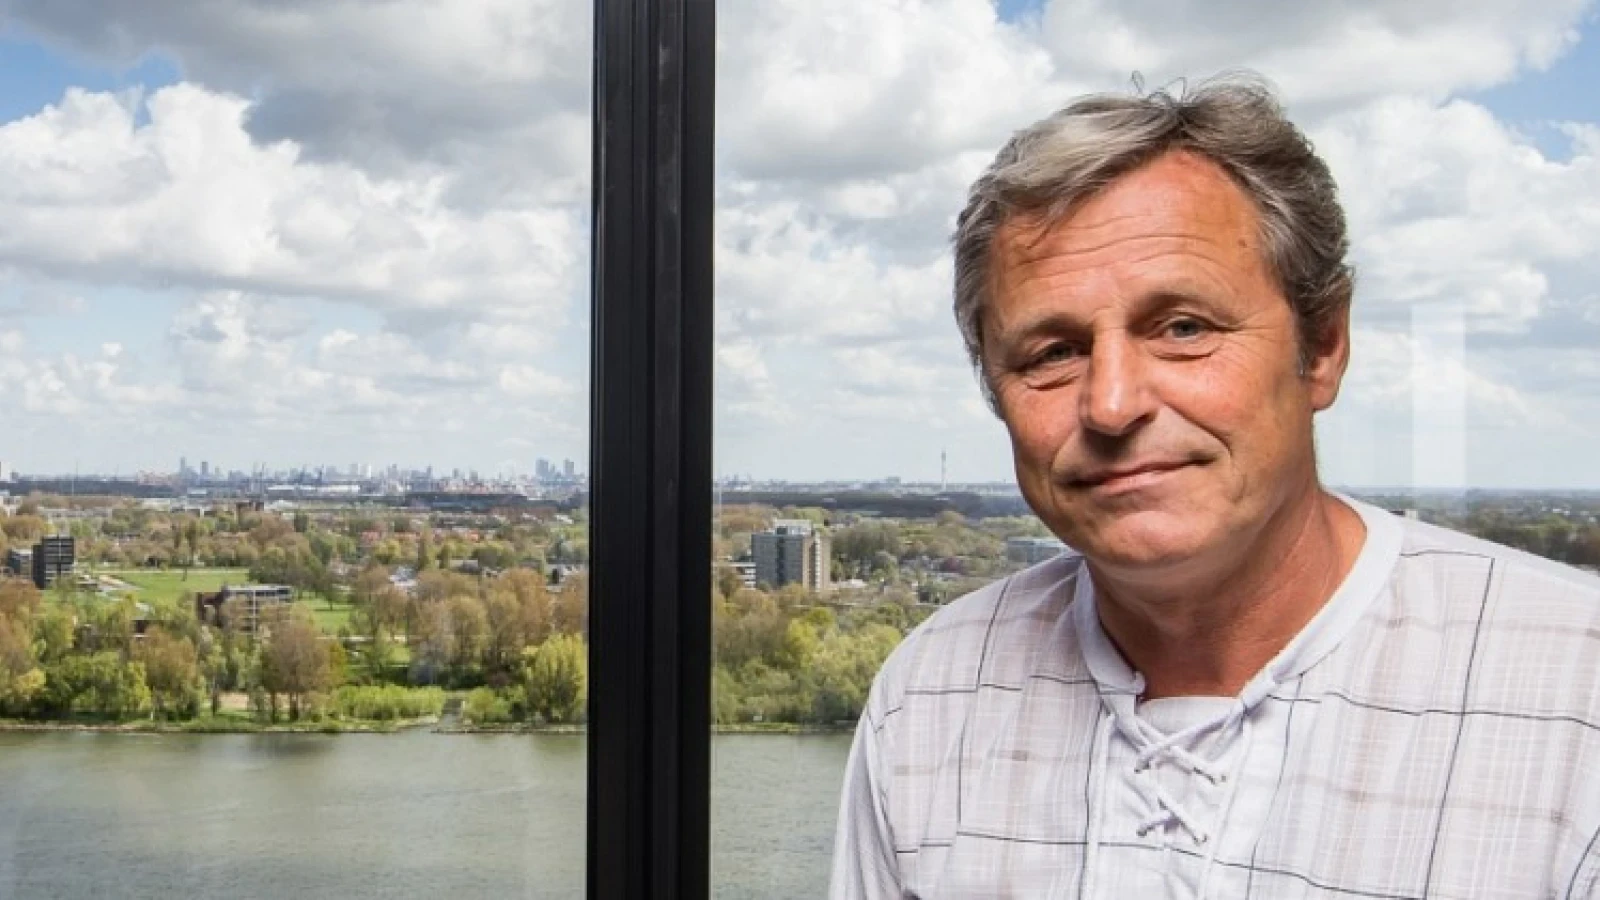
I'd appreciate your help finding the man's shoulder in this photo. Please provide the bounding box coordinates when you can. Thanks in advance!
[1395,515,1600,602]
[868,552,1089,711]
[1382,516,1600,696]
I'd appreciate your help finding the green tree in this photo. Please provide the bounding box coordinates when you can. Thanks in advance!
[1,514,47,543]
[349,570,407,682]
[524,634,587,723]
[134,628,203,719]
[483,569,550,674]
[32,606,76,665]
[41,652,150,718]
[446,593,489,681]
[0,579,41,622]
[406,601,454,686]
[261,616,334,720]
[183,519,203,572]
[0,612,42,714]
[550,571,587,636]
[713,588,786,670]
[778,606,836,670]
[416,528,435,572]
[808,624,902,723]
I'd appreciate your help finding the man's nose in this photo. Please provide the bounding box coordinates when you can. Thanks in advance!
[1078,334,1156,437]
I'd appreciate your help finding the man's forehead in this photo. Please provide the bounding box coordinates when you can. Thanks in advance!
[992,150,1262,268]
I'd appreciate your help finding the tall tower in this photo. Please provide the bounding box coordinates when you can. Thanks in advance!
[940,449,947,493]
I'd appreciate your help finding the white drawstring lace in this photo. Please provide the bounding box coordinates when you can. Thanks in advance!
[1124,706,1245,845]
[1082,696,1258,900]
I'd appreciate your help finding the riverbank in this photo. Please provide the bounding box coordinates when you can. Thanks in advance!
[0,716,439,735]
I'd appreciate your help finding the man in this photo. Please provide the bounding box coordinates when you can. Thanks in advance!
[831,74,1600,899]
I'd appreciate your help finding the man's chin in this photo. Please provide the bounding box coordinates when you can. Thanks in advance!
[1069,517,1214,572]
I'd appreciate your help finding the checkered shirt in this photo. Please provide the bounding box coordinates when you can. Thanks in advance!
[831,498,1600,899]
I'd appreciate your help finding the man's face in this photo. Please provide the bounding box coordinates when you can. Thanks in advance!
[982,150,1348,575]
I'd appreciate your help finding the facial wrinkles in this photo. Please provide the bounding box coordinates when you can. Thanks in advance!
[995,247,1256,366]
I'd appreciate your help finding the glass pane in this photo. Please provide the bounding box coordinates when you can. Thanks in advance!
[0,4,592,897]
[712,1,1600,895]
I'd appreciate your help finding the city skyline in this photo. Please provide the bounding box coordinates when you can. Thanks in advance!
[4,2,1600,488]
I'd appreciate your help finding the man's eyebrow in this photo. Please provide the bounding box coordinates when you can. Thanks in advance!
[990,288,1228,347]
[988,311,1086,353]
[1134,288,1229,316]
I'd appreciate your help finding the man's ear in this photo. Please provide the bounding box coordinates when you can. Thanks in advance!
[1304,301,1351,413]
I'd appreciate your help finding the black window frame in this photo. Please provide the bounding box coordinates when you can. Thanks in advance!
[587,0,716,897]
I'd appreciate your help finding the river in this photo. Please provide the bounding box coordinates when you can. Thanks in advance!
[0,731,852,899]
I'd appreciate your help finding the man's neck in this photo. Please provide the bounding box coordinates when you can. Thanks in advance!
[1088,487,1367,700]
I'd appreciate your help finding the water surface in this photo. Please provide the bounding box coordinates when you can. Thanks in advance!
[0,730,851,899]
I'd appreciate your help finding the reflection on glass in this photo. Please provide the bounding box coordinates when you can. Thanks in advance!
[0,2,591,896]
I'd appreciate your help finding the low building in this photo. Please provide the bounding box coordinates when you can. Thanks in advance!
[5,547,32,580]
[752,519,831,592]
[1006,536,1067,565]
[195,584,294,633]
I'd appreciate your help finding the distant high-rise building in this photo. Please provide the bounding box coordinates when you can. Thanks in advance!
[536,458,553,480]
[179,456,189,477]
[200,461,210,479]
[563,459,576,479]
[31,536,75,589]
[752,519,831,592]
[0,461,12,482]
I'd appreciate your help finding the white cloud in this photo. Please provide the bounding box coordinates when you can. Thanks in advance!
[1038,0,1589,105]
[497,365,577,399]
[1317,96,1600,331]
[0,85,582,333]
[1,0,593,203]
[718,0,1057,181]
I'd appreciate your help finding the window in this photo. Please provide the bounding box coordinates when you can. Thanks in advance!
[701,0,1600,895]
[0,3,593,897]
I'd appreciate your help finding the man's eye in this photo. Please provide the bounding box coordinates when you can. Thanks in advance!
[1163,317,1208,340]
[1030,344,1079,367]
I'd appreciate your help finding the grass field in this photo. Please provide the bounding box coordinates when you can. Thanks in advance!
[297,597,356,634]
[86,568,356,636]
[100,568,252,607]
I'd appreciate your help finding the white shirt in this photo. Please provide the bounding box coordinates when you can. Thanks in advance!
[831,498,1600,899]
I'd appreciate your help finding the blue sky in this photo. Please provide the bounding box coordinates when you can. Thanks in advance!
[3,1,1600,487]
[0,35,179,122]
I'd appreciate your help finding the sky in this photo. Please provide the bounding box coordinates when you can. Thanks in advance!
[1,1,1599,489]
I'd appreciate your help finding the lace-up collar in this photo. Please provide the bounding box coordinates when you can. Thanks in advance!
[1125,697,1248,844]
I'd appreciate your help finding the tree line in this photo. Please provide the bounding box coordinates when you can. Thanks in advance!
[0,563,592,728]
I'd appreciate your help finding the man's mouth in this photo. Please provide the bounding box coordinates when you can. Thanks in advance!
[1070,460,1194,490]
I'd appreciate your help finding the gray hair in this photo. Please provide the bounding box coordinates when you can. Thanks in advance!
[952,73,1354,411]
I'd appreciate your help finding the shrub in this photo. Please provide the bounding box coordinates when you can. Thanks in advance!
[332,684,445,721]
[461,686,518,725]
